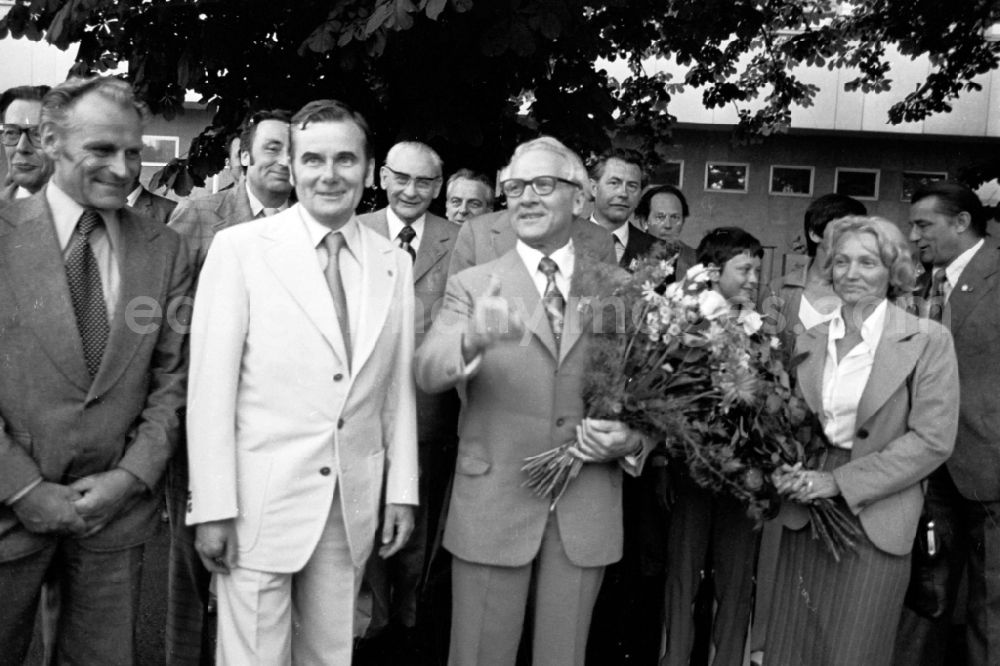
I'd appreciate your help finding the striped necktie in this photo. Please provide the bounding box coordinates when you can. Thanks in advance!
[538,256,565,345]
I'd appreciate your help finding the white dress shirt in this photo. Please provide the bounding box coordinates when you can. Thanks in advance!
[821,299,888,449]
[798,293,839,331]
[299,208,363,345]
[47,182,122,319]
[515,239,575,299]
[246,181,289,218]
[386,207,425,254]
[592,214,629,263]
[935,237,985,302]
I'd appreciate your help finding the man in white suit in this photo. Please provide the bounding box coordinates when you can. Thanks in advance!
[185,99,419,664]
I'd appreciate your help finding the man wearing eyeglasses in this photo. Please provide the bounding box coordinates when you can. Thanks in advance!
[635,184,698,271]
[356,140,460,659]
[416,136,651,666]
[0,85,53,204]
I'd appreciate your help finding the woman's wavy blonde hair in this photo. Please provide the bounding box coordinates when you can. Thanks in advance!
[821,215,917,299]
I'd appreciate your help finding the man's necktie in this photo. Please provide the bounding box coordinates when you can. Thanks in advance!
[926,270,948,323]
[538,256,565,345]
[398,224,416,262]
[65,209,109,377]
[613,236,625,264]
[323,231,352,369]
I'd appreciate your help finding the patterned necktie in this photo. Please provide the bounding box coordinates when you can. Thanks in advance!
[66,209,109,377]
[398,224,416,262]
[538,256,565,344]
[926,270,948,323]
[323,231,352,369]
[614,235,625,264]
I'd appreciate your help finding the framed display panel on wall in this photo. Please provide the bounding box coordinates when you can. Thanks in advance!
[662,160,684,188]
[901,171,948,202]
[142,135,180,166]
[834,167,880,201]
[705,162,749,193]
[769,165,814,197]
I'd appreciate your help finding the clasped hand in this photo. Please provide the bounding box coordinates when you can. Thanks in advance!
[462,275,525,360]
[569,418,642,463]
[772,463,840,503]
[12,469,144,538]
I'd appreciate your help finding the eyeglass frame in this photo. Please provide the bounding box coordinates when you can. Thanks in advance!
[382,165,441,193]
[500,176,581,198]
[0,123,42,148]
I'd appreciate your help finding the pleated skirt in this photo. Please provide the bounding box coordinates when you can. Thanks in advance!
[762,451,911,666]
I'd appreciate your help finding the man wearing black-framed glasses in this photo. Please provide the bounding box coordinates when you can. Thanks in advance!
[0,85,53,204]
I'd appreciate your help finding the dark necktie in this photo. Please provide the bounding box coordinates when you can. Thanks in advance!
[323,231,352,369]
[398,224,416,262]
[614,235,625,264]
[538,256,565,345]
[66,209,109,377]
[926,270,948,323]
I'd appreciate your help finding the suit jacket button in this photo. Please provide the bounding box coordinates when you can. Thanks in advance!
[857,428,869,439]
[320,467,331,476]
[556,418,565,427]
[338,418,345,429]
[333,373,344,382]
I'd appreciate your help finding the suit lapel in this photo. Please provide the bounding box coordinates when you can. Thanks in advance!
[946,244,998,334]
[1,197,91,391]
[854,306,923,430]
[795,323,827,418]
[90,210,165,399]
[495,250,559,360]
[413,216,453,283]
[263,210,350,366]
[217,182,255,230]
[353,224,396,375]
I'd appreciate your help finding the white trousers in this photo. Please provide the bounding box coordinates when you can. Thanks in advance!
[215,487,363,665]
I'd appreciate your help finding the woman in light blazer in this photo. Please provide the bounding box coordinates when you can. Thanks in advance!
[763,216,959,666]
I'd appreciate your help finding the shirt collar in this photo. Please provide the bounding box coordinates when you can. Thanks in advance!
[942,238,985,287]
[516,238,575,280]
[126,185,142,208]
[245,181,288,217]
[386,206,425,241]
[298,204,361,260]
[611,221,630,248]
[828,298,888,352]
[46,181,120,253]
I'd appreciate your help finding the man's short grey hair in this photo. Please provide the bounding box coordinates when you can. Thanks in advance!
[385,141,443,176]
[41,76,148,131]
[508,136,588,189]
[446,168,494,207]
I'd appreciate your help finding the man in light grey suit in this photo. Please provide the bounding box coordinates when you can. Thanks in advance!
[416,136,650,666]
[165,109,292,665]
[0,76,190,665]
[357,141,460,657]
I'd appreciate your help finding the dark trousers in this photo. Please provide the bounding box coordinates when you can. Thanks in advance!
[663,475,757,666]
[0,539,144,666]
[894,466,1000,666]
[165,449,214,666]
[587,464,670,665]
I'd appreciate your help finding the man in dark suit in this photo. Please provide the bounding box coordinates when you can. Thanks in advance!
[894,181,1000,666]
[585,150,669,666]
[166,109,292,665]
[0,76,190,665]
[128,176,177,225]
[635,183,698,271]
[587,150,657,270]
[356,140,460,657]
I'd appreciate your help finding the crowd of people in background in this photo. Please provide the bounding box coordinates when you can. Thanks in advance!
[0,75,995,666]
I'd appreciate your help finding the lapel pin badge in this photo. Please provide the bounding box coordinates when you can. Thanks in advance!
[961,284,971,292]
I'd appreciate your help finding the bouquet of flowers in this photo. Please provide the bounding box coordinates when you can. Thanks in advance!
[521,245,861,560]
